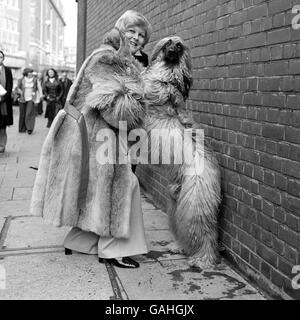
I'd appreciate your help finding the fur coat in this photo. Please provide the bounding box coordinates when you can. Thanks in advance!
[30,32,145,239]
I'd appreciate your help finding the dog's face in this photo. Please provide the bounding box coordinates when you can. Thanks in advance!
[151,36,190,66]
[150,36,193,100]
[162,38,184,65]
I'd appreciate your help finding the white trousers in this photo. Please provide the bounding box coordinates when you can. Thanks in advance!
[64,174,149,259]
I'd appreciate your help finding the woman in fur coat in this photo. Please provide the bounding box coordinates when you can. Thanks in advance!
[31,11,152,269]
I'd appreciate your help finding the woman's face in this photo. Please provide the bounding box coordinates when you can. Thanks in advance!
[48,70,55,78]
[27,72,33,78]
[124,25,146,54]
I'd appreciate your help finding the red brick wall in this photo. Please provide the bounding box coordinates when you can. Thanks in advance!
[78,0,300,299]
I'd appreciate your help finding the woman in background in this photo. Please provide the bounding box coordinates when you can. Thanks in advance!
[43,68,63,128]
[16,68,38,135]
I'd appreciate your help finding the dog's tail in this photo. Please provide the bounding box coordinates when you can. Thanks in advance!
[169,138,221,262]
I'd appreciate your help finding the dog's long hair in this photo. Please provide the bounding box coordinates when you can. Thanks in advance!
[143,36,221,269]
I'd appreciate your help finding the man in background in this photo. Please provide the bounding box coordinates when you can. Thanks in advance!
[59,71,72,108]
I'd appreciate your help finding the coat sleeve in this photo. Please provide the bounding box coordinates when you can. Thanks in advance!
[85,53,145,130]
[87,76,145,130]
[42,82,49,99]
[6,68,13,95]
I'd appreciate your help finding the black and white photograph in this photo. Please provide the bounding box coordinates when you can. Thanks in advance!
[0,0,299,304]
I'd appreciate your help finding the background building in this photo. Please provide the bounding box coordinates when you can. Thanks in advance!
[20,0,66,71]
[0,0,75,81]
[63,46,76,77]
[0,0,26,80]
[76,0,300,300]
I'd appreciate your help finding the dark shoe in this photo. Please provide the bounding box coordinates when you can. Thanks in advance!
[65,248,72,255]
[27,130,33,135]
[0,147,5,153]
[99,257,139,269]
[121,257,140,268]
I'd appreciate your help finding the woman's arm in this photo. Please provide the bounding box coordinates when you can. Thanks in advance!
[86,75,145,130]
[15,78,23,96]
[42,82,49,100]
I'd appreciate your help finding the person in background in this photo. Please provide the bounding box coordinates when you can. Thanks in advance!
[16,67,37,135]
[59,71,73,108]
[33,72,44,115]
[0,50,13,153]
[43,68,63,128]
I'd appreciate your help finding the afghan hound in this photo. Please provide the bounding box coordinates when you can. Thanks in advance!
[142,36,221,269]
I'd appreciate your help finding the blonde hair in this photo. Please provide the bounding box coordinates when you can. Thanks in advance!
[115,10,152,46]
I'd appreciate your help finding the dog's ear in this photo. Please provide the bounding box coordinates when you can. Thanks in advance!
[180,42,193,100]
[182,74,193,100]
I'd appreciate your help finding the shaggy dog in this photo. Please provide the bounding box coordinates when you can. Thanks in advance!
[142,36,221,269]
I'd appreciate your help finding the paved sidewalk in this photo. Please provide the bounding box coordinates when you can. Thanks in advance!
[0,107,267,300]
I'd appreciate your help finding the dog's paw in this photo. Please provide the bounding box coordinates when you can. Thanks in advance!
[188,255,216,270]
[167,241,184,254]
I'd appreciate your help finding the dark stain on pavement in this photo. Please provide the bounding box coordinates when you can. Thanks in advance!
[145,248,183,261]
[185,281,202,294]
[168,267,203,282]
[151,240,171,247]
[168,267,203,292]
[167,267,255,298]
[203,271,247,298]
[145,250,169,260]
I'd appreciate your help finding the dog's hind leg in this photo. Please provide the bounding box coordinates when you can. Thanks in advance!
[167,186,185,255]
[187,228,219,269]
